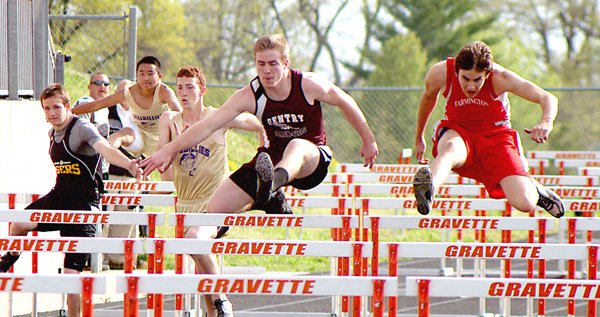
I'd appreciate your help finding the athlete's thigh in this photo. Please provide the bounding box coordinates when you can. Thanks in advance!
[206,178,253,214]
[436,128,468,167]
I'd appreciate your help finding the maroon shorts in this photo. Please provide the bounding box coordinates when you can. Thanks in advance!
[432,120,530,199]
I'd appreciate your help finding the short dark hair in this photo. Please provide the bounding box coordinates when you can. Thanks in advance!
[455,41,493,74]
[177,65,207,88]
[40,83,70,105]
[136,56,161,71]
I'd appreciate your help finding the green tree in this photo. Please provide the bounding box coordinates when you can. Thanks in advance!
[379,0,497,62]
[135,0,194,81]
[182,0,277,83]
[367,33,427,87]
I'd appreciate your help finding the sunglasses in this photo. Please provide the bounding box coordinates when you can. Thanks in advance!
[91,80,110,87]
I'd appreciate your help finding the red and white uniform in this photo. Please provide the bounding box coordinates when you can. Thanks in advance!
[432,58,529,198]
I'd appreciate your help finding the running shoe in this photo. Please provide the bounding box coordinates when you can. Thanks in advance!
[264,189,293,214]
[413,166,435,215]
[214,299,234,317]
[535,182,565,218]
[215,226,230,239]
[0,252,20,273]
[255,152,274,206]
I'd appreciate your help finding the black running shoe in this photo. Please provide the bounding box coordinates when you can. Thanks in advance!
[255,152,274,206]
[264,189,293,214]
[214,298,233,317]
[535,182,564,218]
[215,226,230,239]
[413,166,435,215]
[0,252,20,273]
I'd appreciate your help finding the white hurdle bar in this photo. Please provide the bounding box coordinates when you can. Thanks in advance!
[117,274,398,317]
[554,159,600,175]
[406,275,600,317]
[349,183,600,199]
[579,166,600,176]
[0,274,106,317]
[322,172,599,187]
[0,193,177,207]
[528,150,600,159]
[103,180,176,192]
[335,158,551,175]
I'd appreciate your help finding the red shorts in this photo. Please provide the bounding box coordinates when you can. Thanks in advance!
[432,120,530,199]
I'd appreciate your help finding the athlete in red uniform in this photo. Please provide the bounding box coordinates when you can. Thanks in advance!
[413,41,564,218]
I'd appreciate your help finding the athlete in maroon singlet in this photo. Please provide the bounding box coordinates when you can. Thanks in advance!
[141,34,378,317]
[412,41,564,218]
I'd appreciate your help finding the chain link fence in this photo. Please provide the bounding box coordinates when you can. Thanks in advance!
[49,8,135,101]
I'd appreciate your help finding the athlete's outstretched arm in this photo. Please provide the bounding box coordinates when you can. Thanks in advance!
[94,140,142,181]
[72,91,125,115]
[414,61,446,164]
[140,87,255,175]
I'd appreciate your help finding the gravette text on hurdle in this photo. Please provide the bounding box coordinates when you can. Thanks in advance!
[197,277,315,294]
[211,241,307,255]
[29,211,109,223]
[223,215,304,227]
[0,238,78,252]
[418,217,499,229]
[488,281,600,298]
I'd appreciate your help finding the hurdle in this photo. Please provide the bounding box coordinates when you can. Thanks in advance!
[335,158,551,175]
[406,274,600,317]
[553,159,600,175]
[116,274,397,317]
[527,150,600,160]
[0,274,106,317]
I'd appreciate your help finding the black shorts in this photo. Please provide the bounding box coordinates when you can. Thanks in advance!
[26,190,98,272]
[230,145,332,199]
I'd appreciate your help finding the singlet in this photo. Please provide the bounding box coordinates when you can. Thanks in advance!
[124,83,170,155]
[442,58,511,131]
[50,117,104,202]
[251,69,326,163]
[171,107,229,201]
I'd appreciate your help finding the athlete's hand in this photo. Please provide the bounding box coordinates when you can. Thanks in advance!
[415,137,430,164]
[361,141,378,168]
[128,158,143,182]
[524,120,553,144]
[140,146,175,177]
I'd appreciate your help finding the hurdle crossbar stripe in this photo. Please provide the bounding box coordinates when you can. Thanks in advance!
[383,242,590,260]
[527,151,600,159]
[336,160,549,174]
[365,216,555,230]
[406,276,600,299]
[579,167,600,176]
[351,183,600,198]
[103,180,175,192]
[559,217,600,230]
[283,184,345,196]
[533,175,599,186]
[356,197,599,212]
[167,213,359,228]
[0,274,105,293]
[116,274,397,296]
[101,193,176,206]
[0,209,164,225]
[0,237,372,257]
[555,159,600,168]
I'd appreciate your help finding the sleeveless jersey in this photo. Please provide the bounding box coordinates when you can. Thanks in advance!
[442,58,511,131]
[171,107,229,202]
[124,83,169,155]
[50,117,103,202]
[251,69,326,163]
